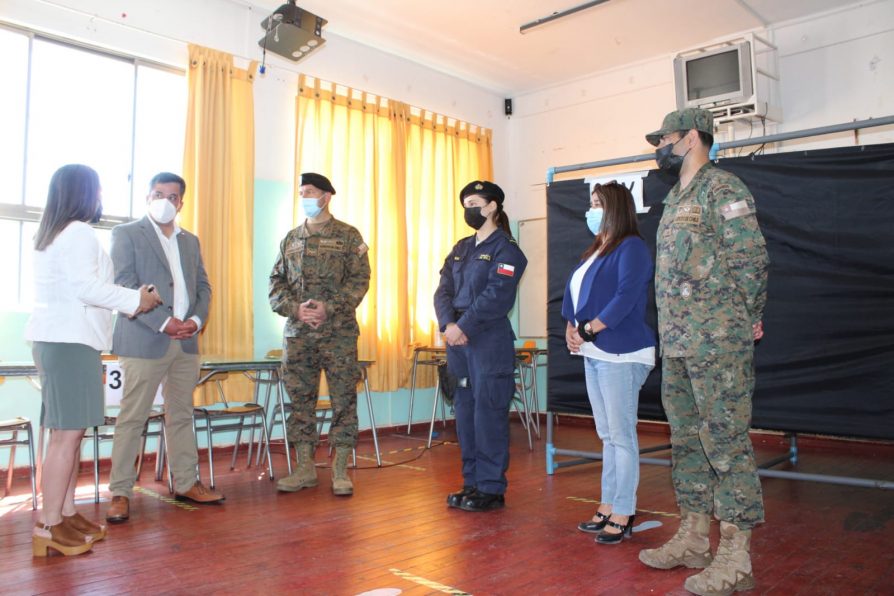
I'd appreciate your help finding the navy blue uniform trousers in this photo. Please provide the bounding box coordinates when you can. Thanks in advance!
[447,318,516,495]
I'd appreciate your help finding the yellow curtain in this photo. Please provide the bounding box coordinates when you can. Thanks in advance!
[295,75,493,391]
[182,44,256,403]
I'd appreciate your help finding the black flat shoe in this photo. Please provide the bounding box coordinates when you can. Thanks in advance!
[578,511,610,533]
[596,515,635,545]
[459,491,505,512]
[447,486,477,508]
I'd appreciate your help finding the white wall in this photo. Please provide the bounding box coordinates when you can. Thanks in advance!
[0,0,509,186]
[505,0,894,221]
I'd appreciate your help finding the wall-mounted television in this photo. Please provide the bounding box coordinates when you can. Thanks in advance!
[674,41,754,110]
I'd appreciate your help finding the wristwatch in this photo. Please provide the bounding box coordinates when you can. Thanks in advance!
[578,321,598,342]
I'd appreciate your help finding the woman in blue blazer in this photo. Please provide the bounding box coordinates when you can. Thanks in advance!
[562,181,656,545]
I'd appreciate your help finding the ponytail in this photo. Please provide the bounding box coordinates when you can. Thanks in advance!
[493,204,512,237]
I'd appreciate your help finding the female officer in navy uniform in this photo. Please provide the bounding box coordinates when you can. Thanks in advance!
[434,180,527,512]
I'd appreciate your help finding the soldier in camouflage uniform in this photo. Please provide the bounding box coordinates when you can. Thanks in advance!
[638,109,769,596]
[269,172,371,496]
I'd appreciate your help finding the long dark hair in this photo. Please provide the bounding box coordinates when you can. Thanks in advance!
[580,181,642,261]
[34,164,101,251]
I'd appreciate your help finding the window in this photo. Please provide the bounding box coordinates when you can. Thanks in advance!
[0,25,186,308]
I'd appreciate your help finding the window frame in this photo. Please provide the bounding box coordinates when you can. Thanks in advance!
[0,22,186,309]
[0,21,185,230]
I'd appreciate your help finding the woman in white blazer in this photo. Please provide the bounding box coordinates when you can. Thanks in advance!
[25,164,161,557]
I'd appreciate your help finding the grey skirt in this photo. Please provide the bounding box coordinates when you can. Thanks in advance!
[32,342,104,430]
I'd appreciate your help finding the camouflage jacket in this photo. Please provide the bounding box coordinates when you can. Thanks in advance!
[269,217,371,338]
[655,162,769,358]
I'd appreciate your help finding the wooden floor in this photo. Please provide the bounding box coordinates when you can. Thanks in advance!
[2,419,893,595]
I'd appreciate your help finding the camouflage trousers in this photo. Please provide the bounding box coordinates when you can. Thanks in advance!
[662,349,765,529]
[282,334,360,449]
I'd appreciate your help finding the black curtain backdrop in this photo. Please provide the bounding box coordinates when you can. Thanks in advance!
[547,143,894,440]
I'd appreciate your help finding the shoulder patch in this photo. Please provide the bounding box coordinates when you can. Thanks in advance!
[496,263,515,277]
[720,200,753,221]
[356,242,369,255]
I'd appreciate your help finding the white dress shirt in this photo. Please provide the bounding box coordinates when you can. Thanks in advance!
[146,218,202,333]
[26,221,140,351]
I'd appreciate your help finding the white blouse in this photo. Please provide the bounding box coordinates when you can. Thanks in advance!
[25,221,140,351]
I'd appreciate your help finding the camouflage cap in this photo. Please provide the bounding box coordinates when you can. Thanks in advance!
[645,108,714,146]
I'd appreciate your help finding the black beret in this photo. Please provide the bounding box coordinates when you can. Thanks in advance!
[300,172,336,195]
[459,180,504,206]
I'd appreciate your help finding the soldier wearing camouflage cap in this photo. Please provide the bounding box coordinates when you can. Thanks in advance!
[269,172,371,497]
[639,108,769,595]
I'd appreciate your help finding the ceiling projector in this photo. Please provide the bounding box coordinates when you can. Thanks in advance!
[258,1,327,62]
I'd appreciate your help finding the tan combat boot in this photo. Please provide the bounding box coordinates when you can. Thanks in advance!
[276,443,318,492]
[331,446,354,496]
[639,510,713,570]
[683,521,755,596]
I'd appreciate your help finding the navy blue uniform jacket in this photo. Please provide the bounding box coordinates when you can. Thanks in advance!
[434,230,527,338]
[562,236,656,354]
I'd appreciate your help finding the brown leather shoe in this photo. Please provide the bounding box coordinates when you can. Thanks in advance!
[175,481,225,504]
[105,496,130,524]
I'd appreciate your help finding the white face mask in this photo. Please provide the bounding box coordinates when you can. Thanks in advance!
[148,198,177,224]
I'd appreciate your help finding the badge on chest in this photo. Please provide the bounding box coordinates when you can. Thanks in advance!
[301,237,345,256]
[674,203,702,226]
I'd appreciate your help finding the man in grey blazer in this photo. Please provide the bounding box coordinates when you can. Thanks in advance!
[106,172,223,524]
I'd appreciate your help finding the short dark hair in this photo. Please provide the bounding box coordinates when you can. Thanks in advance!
[697,130,714,149]
[676,129,714,150]
[149,172,186,197]
[34,164,102,251]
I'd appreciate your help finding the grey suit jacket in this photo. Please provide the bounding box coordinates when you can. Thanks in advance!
[111,216,212,358]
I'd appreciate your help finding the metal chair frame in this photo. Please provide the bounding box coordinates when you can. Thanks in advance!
[192,372,274,489]
[0,417,38,510]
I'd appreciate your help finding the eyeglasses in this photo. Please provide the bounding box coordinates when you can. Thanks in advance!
[150,191,180,202]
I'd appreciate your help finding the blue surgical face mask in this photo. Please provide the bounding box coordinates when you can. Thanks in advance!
[301,197,322,219]
[585,207,603,236]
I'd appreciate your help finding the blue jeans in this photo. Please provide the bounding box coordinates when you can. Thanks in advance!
[583,358,652,516]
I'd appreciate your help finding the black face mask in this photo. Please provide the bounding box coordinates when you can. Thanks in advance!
[655,138,689,175]
[90,203,103,224]
[464,206,487,230]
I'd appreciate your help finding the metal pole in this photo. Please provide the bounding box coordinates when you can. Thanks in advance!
[520,0,611,34]
[547,114,894,182]
[551,446,894,489]
[757,469,894,490]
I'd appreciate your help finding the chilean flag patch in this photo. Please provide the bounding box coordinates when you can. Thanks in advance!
[496,263,515,277]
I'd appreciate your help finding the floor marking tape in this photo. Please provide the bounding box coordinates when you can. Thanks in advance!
[134,486,198,511]
[566,496,680,519]
[389,568,470,595]
[355,454,426,472]
[380,441,458,457]
[384,445,427,455]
